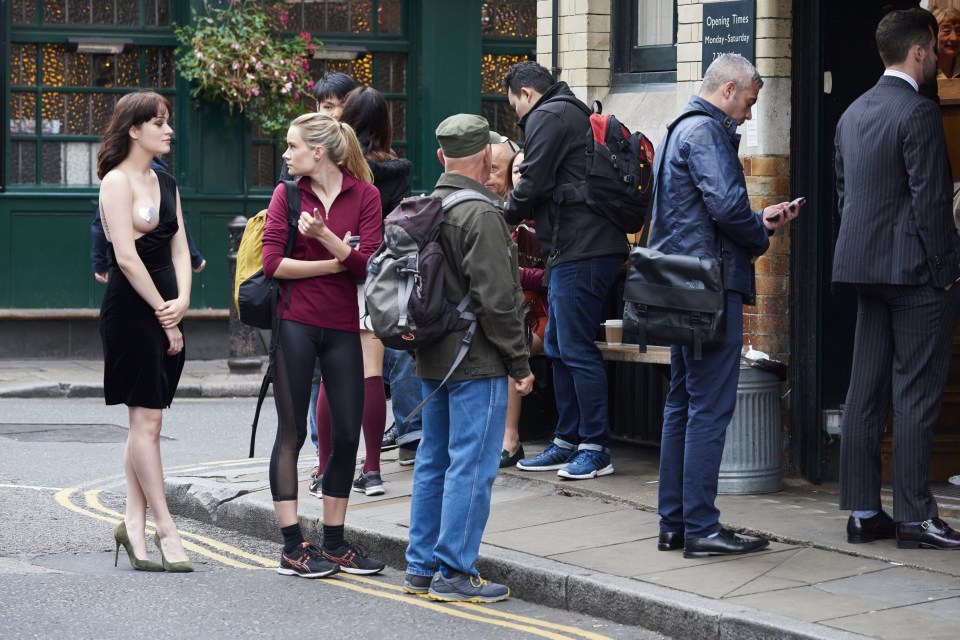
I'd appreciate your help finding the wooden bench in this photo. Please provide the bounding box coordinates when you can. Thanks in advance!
[595,341,671,366]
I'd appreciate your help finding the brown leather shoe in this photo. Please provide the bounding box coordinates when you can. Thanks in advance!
[896,518,960,550]
[657,531,684,551]
[847,510,896,544]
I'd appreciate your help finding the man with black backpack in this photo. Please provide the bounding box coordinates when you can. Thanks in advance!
[401,114,533,603]
[502,61,628,480]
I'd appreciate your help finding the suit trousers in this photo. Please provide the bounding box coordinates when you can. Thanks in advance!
[658,292,743,539]
[839,283,960,522]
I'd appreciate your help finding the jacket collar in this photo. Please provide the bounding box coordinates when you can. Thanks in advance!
[434,172,502,203]
[518,81,577,129]
[295,165,360,193]
[688,95,739,138]
[878,72,918,92]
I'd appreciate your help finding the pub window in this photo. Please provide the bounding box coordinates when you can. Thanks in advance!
[481,0,537,144]
[613,0,677,77]
[250,1,410,188]
[7,0,176,188]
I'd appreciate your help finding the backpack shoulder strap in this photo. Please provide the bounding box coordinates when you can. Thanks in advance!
[440,188,493,211]
[638,109,717,247]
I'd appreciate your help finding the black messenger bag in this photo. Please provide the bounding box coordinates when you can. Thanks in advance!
[622,246,725,360]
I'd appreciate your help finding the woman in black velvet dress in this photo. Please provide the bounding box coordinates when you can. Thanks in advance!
[98,91,193,572]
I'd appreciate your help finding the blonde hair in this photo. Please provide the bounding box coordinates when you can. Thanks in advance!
[289,112,373,183]
[934,7,960,25]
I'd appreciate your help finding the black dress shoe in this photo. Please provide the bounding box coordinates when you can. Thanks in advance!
[847,510,896,544]
[896,518,960,550]
[657,531,684,551]
[683,527,769,558]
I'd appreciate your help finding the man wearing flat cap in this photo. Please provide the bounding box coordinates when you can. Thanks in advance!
[403,114,534,603]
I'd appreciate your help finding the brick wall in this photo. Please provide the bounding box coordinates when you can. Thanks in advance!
[743,154,791,362]
[536,0,611,103]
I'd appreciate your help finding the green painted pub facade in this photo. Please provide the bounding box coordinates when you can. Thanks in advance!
[0,0,535,312]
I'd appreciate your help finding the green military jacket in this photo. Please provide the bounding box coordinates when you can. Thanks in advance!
[415,173,531,382]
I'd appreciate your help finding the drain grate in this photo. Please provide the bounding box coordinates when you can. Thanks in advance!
[0,423,129,443]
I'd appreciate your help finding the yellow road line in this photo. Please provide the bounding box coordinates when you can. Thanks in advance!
[342,574,612,640]
[318,578,580,640]
[84,491,274,569]
[58,484,613,640]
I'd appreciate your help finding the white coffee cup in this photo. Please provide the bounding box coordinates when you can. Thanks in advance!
[603,319,623,345]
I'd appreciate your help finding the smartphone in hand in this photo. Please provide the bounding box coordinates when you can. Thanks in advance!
[788,196,806,210]
[347,235,361,248]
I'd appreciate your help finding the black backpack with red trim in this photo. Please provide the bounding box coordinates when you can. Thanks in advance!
[554,100,655,234]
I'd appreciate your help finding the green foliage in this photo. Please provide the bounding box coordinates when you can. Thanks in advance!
[174,0,319,138]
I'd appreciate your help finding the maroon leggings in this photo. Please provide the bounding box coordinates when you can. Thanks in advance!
[316,375,386,475]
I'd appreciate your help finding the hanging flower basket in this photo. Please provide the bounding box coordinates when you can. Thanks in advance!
[174,0,318,138]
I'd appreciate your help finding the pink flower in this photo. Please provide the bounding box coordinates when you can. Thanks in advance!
[230,42,240,50]
[195,50,203,58]
[255,61,263,69]
[305,80,315,91]
[246,73,255,80]
[248,87,260,96]
[232,62,240,70]
[293,92,300,99]
[280,82,292,94]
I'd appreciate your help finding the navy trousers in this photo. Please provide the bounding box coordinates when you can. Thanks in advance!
[658,292,743,539]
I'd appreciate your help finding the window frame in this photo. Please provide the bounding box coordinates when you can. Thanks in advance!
[612,0,678,83]
[4,0,179,191]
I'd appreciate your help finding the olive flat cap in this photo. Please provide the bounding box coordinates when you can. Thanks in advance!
[436,114,506,159]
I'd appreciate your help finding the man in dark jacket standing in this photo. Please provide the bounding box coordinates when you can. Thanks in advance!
[650,53,798,558]
[834,8,960,550]
[502,61,627,480]
[402,114,534,602]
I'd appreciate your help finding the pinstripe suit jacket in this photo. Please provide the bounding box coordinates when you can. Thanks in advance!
[833,75,960,288]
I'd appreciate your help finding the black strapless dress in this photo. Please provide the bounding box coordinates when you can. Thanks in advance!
[100,170,185,408]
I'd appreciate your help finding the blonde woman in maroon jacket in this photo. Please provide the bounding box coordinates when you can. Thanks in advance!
[261,113,384,577]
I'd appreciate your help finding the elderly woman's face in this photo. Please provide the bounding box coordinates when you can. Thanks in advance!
[939,18,960,58]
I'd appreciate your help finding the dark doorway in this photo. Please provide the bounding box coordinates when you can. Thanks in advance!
[791,0,921,483]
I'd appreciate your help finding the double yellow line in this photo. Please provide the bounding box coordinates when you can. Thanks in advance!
[52,459,613,640]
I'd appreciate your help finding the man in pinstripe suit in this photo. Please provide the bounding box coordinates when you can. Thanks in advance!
[834,8,960,550]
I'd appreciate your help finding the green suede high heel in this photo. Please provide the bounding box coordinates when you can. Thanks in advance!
[153,531,194,573]
[113,522,164,571]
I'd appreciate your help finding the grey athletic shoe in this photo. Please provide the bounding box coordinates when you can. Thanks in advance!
[397,447,416,466]
[402,572,433,594]
[427,571,509,603]
[307,473,323,498]
[352,471,385,496]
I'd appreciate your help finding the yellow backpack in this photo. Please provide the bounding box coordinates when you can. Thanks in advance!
[233,180,300,329]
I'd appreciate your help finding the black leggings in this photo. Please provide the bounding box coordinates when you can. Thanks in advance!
[269,320,363,500]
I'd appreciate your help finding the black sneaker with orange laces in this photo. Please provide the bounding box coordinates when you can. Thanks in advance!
[321,542,385,575]
[277,542,340,578]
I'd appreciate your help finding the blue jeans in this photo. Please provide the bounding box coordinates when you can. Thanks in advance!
[658,291,743,539]
[307,359,321,448]
[545,256,622,450]
[405,376,507,577]
[383,347,422,447]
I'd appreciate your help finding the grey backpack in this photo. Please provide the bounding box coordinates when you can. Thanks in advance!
[364,189,492,420]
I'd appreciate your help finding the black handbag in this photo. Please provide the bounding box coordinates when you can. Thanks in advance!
[621,109,726,360]
[622,246,725,360]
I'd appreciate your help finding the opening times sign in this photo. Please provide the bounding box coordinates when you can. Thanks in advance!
[702,0,756,77]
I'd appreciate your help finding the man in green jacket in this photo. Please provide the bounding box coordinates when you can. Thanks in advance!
[403,114,534,603]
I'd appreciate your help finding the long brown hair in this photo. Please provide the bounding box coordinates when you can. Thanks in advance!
[97,91,171,179]
[340,86,393,163]
[289,112,373,183]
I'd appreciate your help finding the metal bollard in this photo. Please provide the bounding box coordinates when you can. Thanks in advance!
[227,215,264,373]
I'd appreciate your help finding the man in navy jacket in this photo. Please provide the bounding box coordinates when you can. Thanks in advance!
[650,53,799,558]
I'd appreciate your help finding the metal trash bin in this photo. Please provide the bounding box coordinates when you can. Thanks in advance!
[718,365,782,494]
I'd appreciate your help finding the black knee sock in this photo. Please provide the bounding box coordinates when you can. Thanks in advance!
[322,524,345,551]
[281,523,305,553]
